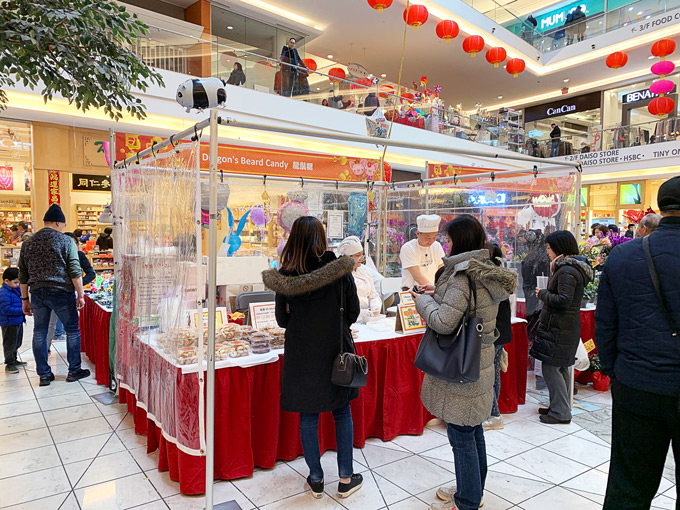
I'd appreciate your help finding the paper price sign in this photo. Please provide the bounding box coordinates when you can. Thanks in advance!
[249,302,277,330]
[399,291,415,306]
[582,339,596,353]
[395,304,426,333]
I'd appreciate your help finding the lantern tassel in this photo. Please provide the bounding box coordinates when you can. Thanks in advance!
[377,6,383,12]
[494,62,499,68]
[471,52,476,57]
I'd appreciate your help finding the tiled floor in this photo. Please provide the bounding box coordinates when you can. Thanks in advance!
[1,318,676,510]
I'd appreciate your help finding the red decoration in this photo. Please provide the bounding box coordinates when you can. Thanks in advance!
[652,38,676,60]
[302,58,317,72]
[401,92,415,103]
[462,35,485,57]
[403,4,428,29]
[623,209,646,223]
[592,372,610,392]
[351,77,373,90]
[506,58,526,77]
[436,20,459,42]
[379,84,394,98]
[367,0,393,12]
[328,67,346,83]
[605,51,628,70]
[383,162,392,182]
[485,47,507,68]
[648,96,675,118]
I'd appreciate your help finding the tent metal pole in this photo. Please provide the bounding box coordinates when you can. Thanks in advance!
[394,165,572,187]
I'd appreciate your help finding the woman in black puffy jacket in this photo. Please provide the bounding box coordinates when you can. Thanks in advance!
[530,230,593,425]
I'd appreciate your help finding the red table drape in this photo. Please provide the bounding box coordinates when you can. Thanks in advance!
[498,322,529,414]
[118,322,529,495]
[79,296,111,385]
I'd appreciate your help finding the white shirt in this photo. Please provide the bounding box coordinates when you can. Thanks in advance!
[399,239,445,288]
[353,265,382,313]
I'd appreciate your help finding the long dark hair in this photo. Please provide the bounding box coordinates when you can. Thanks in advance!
[280,216,327,274]
[446,215,486,256]
[545,230,579,256]
[487,242,504,267]
[233,62,243,72]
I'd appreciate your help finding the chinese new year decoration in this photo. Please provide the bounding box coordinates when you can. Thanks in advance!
[651,38,676,60]
[436,20,459,42]
[648,96,675,118]
[485,47,507,68]
[302,58,317,72]
[651,60,675,77]
[379,84,394,98]
[48,171,60,205]
[650,79,674,95]
[367,0,392,13]
[462,35,485,57]
[351,77,373,89]
[328,67,346,83]
[403,4,428,29]
[605,51,628,70]
[506,58,526,77]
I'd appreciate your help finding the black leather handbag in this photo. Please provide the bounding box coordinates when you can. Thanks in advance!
[331,280,368,388]
[414,274,484,384]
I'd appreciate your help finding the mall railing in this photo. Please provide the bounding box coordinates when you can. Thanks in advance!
[525,116,680,158]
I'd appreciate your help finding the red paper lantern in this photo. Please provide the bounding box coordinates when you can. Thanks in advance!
[485,47,507,68]
[383,162,392,182]
[506,58,526,77]
[367,0,392,13]
[652,38,676,60]
[648,96,675,118]
[328,67,346,83]
[302,58,317,72]
[351,77,373,89]
[379,84,395,98]
[462,35,485,57]
[403,5,428,29]
[401,92,415,103]
[605,51,628,70]
[436,20,459,42]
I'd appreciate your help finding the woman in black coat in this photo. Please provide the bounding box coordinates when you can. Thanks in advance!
[226,62,246,86]
[530,230,593,425]
[261,216,363,500]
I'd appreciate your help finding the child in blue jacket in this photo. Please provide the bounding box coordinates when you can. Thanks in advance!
[0,267,25,373]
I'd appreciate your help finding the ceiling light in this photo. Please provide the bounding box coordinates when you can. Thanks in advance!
[648,55,655,59]
[316,87,320,90]
[327,54,333,59]
[599,21,603,24]
[637,11,643,15]
[227,25,233,30]
[235,0,323,30]
[628,6,634,10]
[646,15,651,19]
[564,78,570,83]
[381,73,387,78]
[497,95,503,99]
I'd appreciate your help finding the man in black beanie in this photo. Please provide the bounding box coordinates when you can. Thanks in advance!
[18,204,89,386]
[597,175,680,509]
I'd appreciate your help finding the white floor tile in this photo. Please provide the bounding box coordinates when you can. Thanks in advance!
[499,419,569,447]
[561,469,610,495]
[76,472,160,509]
[232,462,306,507]
[94,401,128,416]
[652,494,677,509]
[1,493,70,510]
[144,468,181,498]
[420,444,454,463]
[564,488,605,505]
[489,461,554,483]
[33,381,89,400]
[100,434,128,456]
[580,392,613,406]
[572,429,611,448]
[127,501,169,510]
[483,471,554,505]
[478,491,516,510]
[374,455,454,495]
[129,446,159,471]
[0,377,31,394]
[327,472,392,510]
[0,445,61,480]
[65,459,92,486]
[0,399,40,420]
[0,427,53,456]
[505,448,590,485]
[43,402,102,426]
[118,413,135,431]
[389,496,430,510]
[595,461,610,474]
[541,434,611,467]
[519,486,602,510]
[36,392,93,412]
[483,431,536,460]
[104,412,126,430]
[287,450,361,484]
[60,492,82,510]
[51,416,113,444]
[420,456,455,474]
[0,466,70,508]
[364,437,410,451]
[56,433,114,464]
[260,491,345,509]
[390,429,450,454]
[116,427,147,450]
[360,444,414,469]
[164,481,256,510]
[0,386,36,404]
[75,450,142,488]
[375,473,413,505]
[0,412,45,436]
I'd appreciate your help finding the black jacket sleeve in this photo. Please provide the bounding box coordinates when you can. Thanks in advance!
[344,274,361,325]
[78,252,97,286]
[274,293,289,328]
[538,268,578,311]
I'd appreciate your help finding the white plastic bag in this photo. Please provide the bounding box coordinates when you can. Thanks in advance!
[574,340,591,371]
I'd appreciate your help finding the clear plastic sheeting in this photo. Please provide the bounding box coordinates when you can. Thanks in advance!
[114,142,205,454]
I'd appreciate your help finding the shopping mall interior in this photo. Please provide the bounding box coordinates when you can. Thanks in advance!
[0,0,678,509]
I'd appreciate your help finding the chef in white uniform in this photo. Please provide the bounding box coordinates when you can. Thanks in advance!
[337,236,382,318]
[399,214,445,289]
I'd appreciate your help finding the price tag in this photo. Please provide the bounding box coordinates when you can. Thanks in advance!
[583,339,596,353]
[395,304,426,333]
[399,291,415,305]
[249,302,277,329]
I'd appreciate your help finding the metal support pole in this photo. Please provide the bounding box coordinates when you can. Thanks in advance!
[205,109,219,510]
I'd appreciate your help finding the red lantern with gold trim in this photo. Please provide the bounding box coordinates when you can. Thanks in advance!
[485,47,507,68]
[351,77,373,90]
[302,58,317,72]
[605,51,628,70]
[367,0,393,13]
[401,92,415,103]
[328,67,346,83]
[506,58,526,77]
[436,20,459,42]
[463,35,485,57]
[648,96,675,118]
[652,38,676,60]
[403,5,428,29]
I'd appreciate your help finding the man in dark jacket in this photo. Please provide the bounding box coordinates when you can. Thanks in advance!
[596,176,680,509]
[549,123,561,157]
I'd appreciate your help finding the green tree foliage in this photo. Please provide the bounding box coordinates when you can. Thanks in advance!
[0,0,165,120]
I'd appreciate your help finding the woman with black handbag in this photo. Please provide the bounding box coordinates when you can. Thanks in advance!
[412,215,517,510]
[261,216,364,500]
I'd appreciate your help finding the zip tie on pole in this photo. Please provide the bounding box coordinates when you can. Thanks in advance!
[336,180,339,190]
[533,165,538,178]
[300,177,304,188]
[220,169,224,183]
[454,173,458,185]
[136,151,141,165]
[419,178,424,188]
[151,141,158,158]
[192,125,199,142]
[263,174,267,186]
[169,134,178,152]
[490,172,495,182]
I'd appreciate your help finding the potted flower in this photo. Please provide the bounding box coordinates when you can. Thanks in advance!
[583,277,599,307]
[589,353,610,391]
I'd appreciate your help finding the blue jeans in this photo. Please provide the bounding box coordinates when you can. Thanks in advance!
[31,287,82,377]
[300,403,354,482]
[54,319,64,338]
[447,423,487,510]
[550,140,560,157]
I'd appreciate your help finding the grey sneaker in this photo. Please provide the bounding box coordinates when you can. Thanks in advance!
[436,486,484,507]
[5,365,18,374]
[482,415,504,431]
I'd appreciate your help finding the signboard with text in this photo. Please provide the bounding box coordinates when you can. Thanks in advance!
[560,141,680,167]
[249,302,277,330]
[524,92,601,123]
[48,171,60,205]
[72,173,112,192]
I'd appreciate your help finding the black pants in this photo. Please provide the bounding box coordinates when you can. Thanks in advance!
[604,380,680,510]
[2,324,23,366]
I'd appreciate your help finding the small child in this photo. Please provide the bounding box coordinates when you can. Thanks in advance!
[0,267,25,374]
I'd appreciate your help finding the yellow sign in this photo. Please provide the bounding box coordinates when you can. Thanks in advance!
[583,339,596,353]
[395,304,426,333]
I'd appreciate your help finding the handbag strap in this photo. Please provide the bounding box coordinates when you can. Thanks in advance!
[338,277,358,355]
[643,236,680,344]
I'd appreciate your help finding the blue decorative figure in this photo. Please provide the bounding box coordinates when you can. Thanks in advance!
[223,208,251,257]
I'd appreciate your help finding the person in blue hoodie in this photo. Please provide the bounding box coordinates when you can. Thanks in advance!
[0,267,25,374]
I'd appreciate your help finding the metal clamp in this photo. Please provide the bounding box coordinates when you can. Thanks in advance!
[151,141,158,158]
[533,165,539,178]
[300,177,304,188]
[490,172,495,182]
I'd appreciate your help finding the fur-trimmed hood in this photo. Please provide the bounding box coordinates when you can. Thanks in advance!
[441,249,518,303]
[555,255,594,283]
[262,256,355,296]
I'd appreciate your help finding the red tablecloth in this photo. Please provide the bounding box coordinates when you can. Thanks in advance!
[119,324,529,495]
[79,296,111,385]
[498,322,529,414]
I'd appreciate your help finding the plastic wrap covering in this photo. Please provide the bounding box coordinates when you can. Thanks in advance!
[114,142,205,455]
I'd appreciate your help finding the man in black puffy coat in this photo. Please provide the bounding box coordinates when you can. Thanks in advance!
[597,176,680,510]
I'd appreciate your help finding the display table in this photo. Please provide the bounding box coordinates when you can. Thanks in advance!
[118,319,529,495]
[79,295,112,385]
[498,319,529,414]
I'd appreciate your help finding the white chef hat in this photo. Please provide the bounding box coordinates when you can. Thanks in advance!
[416,214,441,233]
[337,236,363,256]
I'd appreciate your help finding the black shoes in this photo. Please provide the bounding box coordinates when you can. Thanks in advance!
[39,373,56,386]
[306,476,324,499]
[538,407,550,416]
[5,365,18,374]
[539,414,571,425]
[338,473,363,498]
[14,360,27,367]
[66,368,91,382]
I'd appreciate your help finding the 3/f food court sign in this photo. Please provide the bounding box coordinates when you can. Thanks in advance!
[524,91,601,122]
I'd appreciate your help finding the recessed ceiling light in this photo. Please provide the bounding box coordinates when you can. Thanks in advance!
[327,54,333,59]
[381,73,387,78]
[497,95,503,99]
[648,55,655,59]
[628,7,633,10]
[646,15,651,19]
[227,25,233,29]
[637,11,643,15]
[316,87,320,90]
[564,78,570,83]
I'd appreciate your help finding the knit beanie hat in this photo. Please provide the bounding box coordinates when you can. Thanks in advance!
[658,176,680,212]
[43,204,66,223]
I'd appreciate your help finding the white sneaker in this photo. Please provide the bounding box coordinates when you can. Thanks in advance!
[430,500,455,510]
[436,486,484,507]
[482,416,504,431]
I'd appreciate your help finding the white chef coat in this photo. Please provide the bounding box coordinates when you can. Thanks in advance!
[399,239,445,288]
[353,264,382,314]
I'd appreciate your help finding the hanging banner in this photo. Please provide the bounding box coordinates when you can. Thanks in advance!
[0,167,13,191]
[116,133,381,182]
[48,171,60,205]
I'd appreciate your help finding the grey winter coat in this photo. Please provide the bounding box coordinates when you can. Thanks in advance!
[415,249,518,427]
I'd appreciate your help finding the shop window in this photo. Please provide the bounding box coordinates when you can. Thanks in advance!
[619,183,642,205]
[0,119,33,246]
